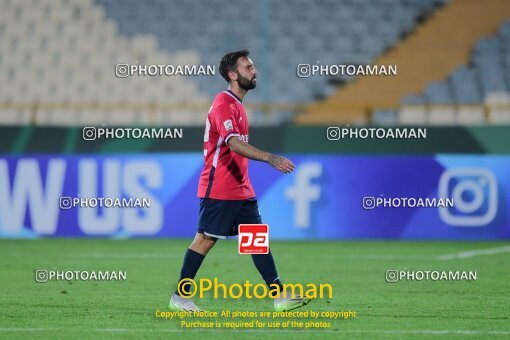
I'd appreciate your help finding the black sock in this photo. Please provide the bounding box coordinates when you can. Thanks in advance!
[175,248,205,296]
[251,249,283,292]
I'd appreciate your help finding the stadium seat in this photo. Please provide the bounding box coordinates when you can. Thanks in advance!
[373,109,398,125]
[0,107,32,125]
[401,94,425,105]
[398,105,427,125]
[457,106,486,125]
[486,92,510,124]
[35,109,78,126]
[428,106,457,125]
[425,82,454,104]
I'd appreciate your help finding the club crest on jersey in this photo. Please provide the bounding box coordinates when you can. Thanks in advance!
[224,119,233,131]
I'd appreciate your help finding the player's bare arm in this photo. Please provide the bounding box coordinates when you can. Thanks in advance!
[227,136,295,173]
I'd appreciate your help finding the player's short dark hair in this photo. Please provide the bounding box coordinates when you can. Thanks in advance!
[219,49,250,83]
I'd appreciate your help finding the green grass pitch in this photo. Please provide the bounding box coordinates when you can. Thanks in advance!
[0,239,509,339]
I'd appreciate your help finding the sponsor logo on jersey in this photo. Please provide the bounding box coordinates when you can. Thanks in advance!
[224,119,233,131]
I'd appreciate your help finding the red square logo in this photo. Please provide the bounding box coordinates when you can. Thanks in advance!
[238,224,269,254]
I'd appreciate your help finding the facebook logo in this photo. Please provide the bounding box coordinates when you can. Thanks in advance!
[285,162,322,229]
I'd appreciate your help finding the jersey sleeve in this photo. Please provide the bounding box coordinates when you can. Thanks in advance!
[212,103,241,144]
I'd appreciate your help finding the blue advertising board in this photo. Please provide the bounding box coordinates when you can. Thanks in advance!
[0,154,508,239]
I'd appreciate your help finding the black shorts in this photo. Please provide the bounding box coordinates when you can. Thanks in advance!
[197,197,262,239]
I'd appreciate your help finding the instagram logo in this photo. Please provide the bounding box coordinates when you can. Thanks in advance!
[59,197,73,209]
[439,168,498,227]
[326,127,340,140]
[82,127,96,140]
[385,270,398,283]
[115,64,130,78]
[362,196,376,210]
[35,270,48,283]
[296,64,311,78]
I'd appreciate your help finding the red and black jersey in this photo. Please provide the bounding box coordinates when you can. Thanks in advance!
[197,90,255,200]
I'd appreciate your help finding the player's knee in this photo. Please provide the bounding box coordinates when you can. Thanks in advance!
[201,236,217,249]
[191,233,217,253]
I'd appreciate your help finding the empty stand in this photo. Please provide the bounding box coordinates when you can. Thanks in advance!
[0,0,508,126]
[397,20,510,125]
[300,0,510,125]
[0,0,208,125]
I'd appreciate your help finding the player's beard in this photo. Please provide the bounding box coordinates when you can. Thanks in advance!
[236,72,256,91]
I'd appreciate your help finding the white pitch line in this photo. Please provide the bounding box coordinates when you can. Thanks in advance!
[69,245,510,261]
[93,329,510,335]
[73,252,186,259]
[1,328,510,335]
[0,328,56,332]
[342,255,432,260]
[71,252,432,261]
[436,245,510,261]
